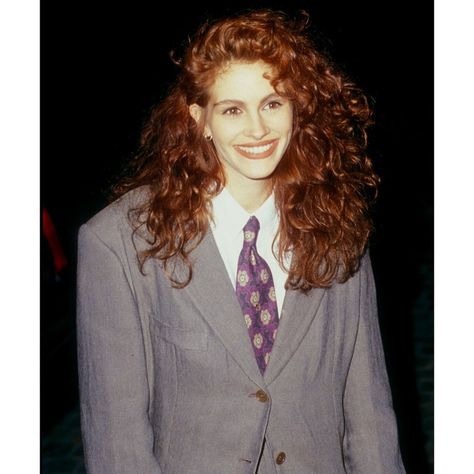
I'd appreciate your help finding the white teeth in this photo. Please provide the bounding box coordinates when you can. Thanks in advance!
[237,142,274,154]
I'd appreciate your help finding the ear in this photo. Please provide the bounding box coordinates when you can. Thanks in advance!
[189,103,203,124]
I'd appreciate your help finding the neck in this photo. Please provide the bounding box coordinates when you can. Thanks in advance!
[226,178,272,213]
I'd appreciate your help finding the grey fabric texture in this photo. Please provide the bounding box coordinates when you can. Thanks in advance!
[76,186,406,473]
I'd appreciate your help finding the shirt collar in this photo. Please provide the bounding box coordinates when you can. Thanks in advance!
[210,187,278,241]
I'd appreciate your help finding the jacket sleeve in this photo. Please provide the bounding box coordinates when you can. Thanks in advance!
[342,254,406,473]
[76,223,161,474]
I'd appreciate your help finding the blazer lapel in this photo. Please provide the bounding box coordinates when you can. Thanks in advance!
[182,229,265,386]
[170,228,326,388]
[263,285,327,386]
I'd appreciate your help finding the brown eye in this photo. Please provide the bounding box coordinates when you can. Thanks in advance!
[264,101,283,111]
[223,107,241,116]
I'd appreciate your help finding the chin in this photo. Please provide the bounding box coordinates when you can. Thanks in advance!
[242,162,279,180]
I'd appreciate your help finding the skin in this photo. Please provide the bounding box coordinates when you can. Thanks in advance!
[190,61,293,212]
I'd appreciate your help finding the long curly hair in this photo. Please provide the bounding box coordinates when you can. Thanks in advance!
[112,9,379,291]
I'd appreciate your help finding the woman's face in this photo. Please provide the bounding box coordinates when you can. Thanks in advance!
[192,61,293,191]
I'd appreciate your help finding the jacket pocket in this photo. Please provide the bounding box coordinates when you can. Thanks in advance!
[150,316,209,351]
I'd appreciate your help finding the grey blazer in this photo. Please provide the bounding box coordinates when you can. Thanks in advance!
[76,186,406,474]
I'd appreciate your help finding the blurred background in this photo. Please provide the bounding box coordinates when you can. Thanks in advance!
[41,0,433,472]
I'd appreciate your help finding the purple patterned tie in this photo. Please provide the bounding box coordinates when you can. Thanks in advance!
[236,216,279,374]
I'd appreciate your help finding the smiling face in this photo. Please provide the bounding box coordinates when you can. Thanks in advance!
[190,61,293,196]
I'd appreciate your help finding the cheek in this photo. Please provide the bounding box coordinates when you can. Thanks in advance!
[211,120,241,144]
[268,111,293,133]
[283,111,294,134]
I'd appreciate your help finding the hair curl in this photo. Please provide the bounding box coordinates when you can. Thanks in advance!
[112,9,379,291]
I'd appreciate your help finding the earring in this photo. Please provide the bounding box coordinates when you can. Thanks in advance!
[204,134,213,141]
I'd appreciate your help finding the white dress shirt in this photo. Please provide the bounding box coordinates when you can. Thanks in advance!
[209,187,289,315]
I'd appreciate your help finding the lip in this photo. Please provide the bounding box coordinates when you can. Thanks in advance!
[233,139,279,160]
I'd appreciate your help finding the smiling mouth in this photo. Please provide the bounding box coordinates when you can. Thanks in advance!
[233,139,279,159]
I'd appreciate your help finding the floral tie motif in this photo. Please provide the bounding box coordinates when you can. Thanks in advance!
[236,216,279,374]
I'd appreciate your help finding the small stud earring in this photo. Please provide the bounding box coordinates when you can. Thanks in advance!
[204,134,213,141]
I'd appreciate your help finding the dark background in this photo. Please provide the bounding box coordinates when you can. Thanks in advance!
[41,1,433,472]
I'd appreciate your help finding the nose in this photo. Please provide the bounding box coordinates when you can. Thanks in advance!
[244,111,270,140]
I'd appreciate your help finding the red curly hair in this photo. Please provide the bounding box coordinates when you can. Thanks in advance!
[112,9,379,291]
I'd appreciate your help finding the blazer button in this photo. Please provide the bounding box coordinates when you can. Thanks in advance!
[275,451,286,464]
[255,389,268,403]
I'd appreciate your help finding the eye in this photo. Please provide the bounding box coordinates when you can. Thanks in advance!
[223,106,242,116]
[264,100,283,111]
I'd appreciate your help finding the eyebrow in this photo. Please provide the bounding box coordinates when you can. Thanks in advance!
[213,92,282,108]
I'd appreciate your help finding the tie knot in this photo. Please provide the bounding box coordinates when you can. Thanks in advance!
[242,216,260,245]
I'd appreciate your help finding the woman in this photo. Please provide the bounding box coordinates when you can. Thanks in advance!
[77,9,406,473]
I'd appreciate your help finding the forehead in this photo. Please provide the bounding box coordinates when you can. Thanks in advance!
[209,61,276,100]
